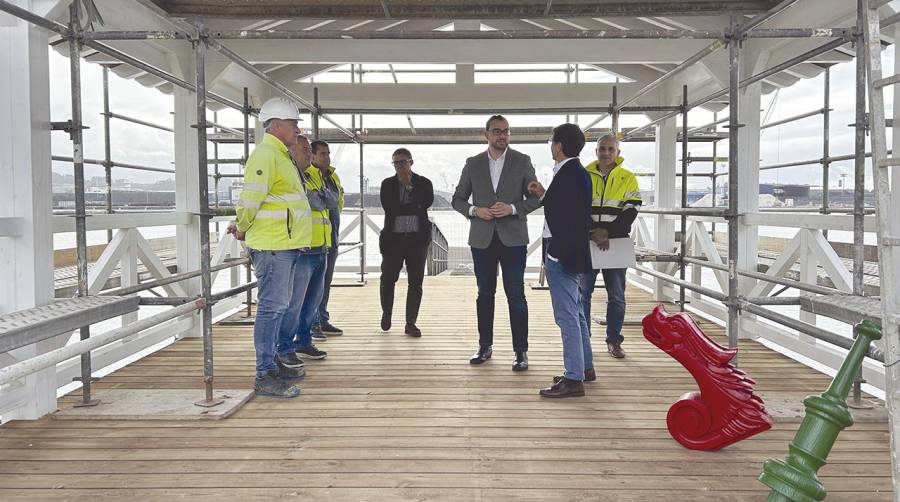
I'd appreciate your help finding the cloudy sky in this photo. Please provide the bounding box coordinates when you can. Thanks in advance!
[48,44,895,195]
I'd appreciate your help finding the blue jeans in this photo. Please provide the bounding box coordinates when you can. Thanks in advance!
[315,244,338,326]
[581,268,627,344]
[281,251,327,351]
[545,256,592,381]
[249,248,302,379]
[471,233,528,352]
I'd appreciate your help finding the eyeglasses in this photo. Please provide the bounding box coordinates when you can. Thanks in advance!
[489,128,510,136]
[391,159,412,166]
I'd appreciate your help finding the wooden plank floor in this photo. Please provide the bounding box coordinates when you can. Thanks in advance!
[0,277,892,501]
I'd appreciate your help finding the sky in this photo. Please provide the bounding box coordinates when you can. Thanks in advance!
[48,43,896,195]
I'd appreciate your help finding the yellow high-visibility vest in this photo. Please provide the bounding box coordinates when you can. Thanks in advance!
[235,133,312,251]
[303,165,334,248]
[584,156,642,231]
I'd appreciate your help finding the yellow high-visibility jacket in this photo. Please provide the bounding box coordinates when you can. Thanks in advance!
[302,165,334,249]
[235,133,312,251]
[584,156,642,239]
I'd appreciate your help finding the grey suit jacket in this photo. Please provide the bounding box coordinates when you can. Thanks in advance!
[452,148,541,249]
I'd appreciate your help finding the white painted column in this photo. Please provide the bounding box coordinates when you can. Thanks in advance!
[737,82,762,339]
[653,116,677,301]
[0,2,58,420]
[454,21,478,85]
[174,84,202,337]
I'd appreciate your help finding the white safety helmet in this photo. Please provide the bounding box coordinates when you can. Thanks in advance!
[258,97,302,125]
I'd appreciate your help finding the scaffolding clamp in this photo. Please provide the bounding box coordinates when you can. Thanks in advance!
[51,120,89,141]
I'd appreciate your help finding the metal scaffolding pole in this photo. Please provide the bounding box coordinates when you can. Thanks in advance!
[357,69,366,284]
[68,2,98,408]
[624,37,849,140]
[203,37,355,141]
[861,0,900,491]
[679,85,689,312]
[85,27,853,41]
[822,67,831,223]
[193,29,223,409]
[102,65,113,243]
[359,141,366,284]
[312,87,320,140]
[726,23,742,360]
[712,113,719,238]
[854,17,867,298]
[611,86,619,135]
[243,87,252,317]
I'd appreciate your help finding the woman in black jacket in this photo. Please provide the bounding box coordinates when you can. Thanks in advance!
[379,148,434,337]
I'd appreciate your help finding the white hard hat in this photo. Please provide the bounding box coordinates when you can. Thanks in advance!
[258,97,302,124]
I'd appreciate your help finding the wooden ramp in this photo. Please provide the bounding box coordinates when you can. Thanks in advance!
[0,277,891,501]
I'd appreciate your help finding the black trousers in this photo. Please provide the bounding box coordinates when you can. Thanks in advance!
[380,233,430,325]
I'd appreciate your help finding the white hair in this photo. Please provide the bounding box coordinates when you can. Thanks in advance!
[597,134,620,148]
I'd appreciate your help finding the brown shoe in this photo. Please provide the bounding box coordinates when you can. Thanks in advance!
[607,342,626,359]
[553,368,596,384]
[539,377,585,398]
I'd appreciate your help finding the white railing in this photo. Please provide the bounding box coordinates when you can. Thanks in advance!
[630,210,886,394]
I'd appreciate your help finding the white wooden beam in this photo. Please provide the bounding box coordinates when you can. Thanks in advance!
[284,82,654,110]
[212,38,715,65]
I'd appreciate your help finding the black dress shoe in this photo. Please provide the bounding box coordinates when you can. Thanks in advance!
[512,351,528,372]
[539,377,585,398]
[405,324,422,337]
[381,312,391,331]
[469,346,492,365]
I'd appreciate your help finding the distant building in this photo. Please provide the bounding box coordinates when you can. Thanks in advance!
[229,182,243,204]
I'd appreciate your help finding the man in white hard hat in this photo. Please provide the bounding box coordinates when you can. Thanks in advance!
[231,97,313,399]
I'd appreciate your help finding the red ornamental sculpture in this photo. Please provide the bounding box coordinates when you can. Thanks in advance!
[642,305,773,450]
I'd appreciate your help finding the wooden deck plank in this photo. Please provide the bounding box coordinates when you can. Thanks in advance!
[0,276,891,500]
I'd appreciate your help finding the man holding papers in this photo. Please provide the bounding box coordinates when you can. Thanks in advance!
[582,134,642,359]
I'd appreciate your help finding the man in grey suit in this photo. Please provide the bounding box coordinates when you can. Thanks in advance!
[452,115,541,371]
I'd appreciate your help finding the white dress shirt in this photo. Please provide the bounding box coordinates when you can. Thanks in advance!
[542,157,576,240]
[469,148,518,216]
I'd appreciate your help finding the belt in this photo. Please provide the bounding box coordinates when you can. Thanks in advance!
[299,245,328,254]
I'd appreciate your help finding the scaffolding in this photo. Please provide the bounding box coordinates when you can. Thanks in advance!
[0,0,898,493]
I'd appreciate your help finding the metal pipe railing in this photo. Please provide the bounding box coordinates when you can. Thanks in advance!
[210,282,257,303]
[640,207,729,217]
[760,108,826,130]
[52,155,175,174]
[0,299,205,387]
[683,256,846,297]
[742,302,884,362]
[103,111,174,133]
[100,258,249,297]
[634,264,727,302]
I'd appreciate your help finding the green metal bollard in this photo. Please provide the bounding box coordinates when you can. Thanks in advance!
[758,320,882,502]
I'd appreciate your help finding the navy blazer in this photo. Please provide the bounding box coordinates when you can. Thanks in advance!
[542,158,593,274]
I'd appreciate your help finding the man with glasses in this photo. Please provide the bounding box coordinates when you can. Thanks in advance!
[452,115,541,371]
[379,148,434,337]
